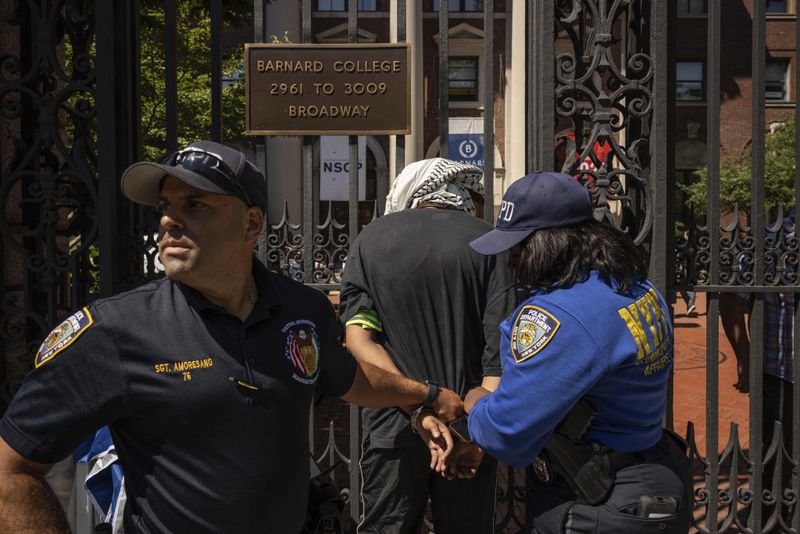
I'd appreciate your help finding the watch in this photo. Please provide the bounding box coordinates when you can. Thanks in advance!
[449,415,472,443]
[423,380,440,408]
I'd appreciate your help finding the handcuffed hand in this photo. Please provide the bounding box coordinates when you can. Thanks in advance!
[432,387,464,422]
[416,413,454,472]
[444,442,484,480]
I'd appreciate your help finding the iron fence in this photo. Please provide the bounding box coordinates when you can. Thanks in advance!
[3,0,800,533]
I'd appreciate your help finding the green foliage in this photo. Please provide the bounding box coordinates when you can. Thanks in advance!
[682,120,797,214]
[271,30,293,44]
[139,0,254,161]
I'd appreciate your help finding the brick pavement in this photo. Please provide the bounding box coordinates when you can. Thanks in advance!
[674,293,754,533]
[673,292,750,456]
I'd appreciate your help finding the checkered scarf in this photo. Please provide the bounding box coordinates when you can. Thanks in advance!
[384,158,484,215]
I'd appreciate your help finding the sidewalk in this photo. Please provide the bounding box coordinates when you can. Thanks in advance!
[673,292,750,456]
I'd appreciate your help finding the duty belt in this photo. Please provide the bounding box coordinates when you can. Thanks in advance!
[532,445,642,485]
[532,399,642,505]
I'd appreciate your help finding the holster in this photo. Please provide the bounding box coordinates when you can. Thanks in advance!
[536,399,639,506]
[662,427,694,510]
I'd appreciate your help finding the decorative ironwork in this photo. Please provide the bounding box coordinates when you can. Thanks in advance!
[687,419,800,533]
[495,465,529,532]
[687,204,799,288]
[130,208,162,287]
[312,201,350,285]
[263,201,304,282]
[261,200,380,287]
[0,0,98,407]
[555,0,654,244]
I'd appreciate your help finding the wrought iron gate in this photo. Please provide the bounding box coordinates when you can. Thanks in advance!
[2,1,799,533]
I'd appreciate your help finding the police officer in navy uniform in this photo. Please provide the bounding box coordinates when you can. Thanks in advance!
[446,172,691,533]
[0,141,460,534]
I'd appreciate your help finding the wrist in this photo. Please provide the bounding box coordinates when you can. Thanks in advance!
[422,380,440,408]
[410,405,435,434]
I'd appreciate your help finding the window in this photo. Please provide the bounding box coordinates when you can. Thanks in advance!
[677,0,706,15]
[766,60,789,101]
[766,0,790,13]
[676,61,704,101]
[222,68,244,88]
[448,57,479,101]
[315,0,377,11]
[433,0,483,12]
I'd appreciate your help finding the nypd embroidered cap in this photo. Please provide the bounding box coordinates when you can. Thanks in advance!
[121,140,268,212]
[469,172,593,255]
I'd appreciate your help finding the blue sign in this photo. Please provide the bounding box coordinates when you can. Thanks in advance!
[448,133,484,169]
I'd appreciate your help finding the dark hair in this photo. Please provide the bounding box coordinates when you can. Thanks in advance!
[515,219,648,293]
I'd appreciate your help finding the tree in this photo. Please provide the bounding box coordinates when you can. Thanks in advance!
[138,0,260,161]
[682,120,797,214]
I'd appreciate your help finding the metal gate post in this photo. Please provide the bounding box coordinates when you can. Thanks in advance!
[95,1,140,297]
[649,0,676,300]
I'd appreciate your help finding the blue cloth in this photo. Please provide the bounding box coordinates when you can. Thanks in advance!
[762,209,795,382]
[75,427,125,531]
[764,292,796,383]
[469,272,673,466]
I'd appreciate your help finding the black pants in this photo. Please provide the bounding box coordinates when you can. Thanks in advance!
[357,437,498,534]
[528,434,690,534]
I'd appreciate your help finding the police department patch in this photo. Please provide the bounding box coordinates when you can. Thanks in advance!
[510,305,560,364]
[282,320,320,384]
[35,308,94,368]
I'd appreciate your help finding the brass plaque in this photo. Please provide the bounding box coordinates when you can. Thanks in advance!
[245,43,410,136]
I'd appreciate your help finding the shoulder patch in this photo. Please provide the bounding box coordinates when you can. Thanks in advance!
[35,308,94,368]
[510,305,560,364]
[283,320,321,385]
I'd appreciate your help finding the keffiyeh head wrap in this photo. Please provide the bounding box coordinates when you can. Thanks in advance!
[384,158,484,215]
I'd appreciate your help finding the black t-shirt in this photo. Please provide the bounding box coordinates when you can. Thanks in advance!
[339,209,517,448]
[0,261,357,534]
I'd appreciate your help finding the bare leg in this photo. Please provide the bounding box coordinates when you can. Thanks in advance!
[719,293,750,393]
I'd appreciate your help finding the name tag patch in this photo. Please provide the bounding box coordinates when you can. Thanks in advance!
[153,357,214,381]
[510,305,560,364]
[283,320,320,385]
[35,308,94,367]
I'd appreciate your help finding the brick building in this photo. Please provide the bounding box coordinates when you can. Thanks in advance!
[250,1,797,227]
[674,0,797,221]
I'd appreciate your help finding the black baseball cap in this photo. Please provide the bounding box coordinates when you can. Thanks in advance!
[469,172,593,255]
[121,141,267,212]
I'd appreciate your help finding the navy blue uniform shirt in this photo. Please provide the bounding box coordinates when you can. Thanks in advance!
[469,272,673,466]
[0,260,357,534]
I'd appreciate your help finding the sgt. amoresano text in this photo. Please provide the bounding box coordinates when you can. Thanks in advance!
[245,43,410,136]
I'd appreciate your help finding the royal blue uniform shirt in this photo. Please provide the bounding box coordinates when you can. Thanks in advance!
[469,271,673,466]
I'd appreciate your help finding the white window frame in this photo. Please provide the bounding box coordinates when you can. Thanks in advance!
[675,61,705,103]
[766,60,790,102]
[434,23,486,110]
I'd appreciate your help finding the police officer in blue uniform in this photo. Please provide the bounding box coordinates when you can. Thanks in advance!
[448,172,691,533]
[0,141,460,534]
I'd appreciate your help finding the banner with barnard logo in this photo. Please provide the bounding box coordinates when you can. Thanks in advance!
[448,117,484,169]
[320,136,367,201]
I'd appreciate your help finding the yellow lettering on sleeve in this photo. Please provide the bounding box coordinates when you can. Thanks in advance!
[635,298,662,347]
[647,289,671,339]
[618,307,649,361]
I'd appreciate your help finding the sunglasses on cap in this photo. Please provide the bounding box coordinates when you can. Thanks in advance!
[163,148,253,207]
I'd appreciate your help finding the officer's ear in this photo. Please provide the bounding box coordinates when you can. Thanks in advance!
[244,207,264,245]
